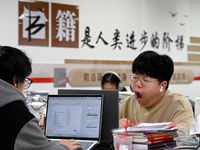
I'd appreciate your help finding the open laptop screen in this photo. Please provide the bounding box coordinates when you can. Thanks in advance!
[45,94,103,141]
[58,89,119,143]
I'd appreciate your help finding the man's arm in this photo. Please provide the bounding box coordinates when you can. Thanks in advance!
[119,118,134,128]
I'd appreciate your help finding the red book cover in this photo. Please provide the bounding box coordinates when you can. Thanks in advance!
[133,137,175,145]
[132,134,178,143]
[150,138,175,144]
[147,134,178,141]
[145,130,177,138]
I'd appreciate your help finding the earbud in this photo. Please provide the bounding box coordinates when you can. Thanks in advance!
[160,86,163,92]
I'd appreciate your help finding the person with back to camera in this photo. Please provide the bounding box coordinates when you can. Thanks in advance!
[101,71,127,91]
[0,46,81,150]
[119,50,194,130]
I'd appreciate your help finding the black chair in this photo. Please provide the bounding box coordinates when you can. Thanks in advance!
[188,99,195,116]
[185,96,195,117]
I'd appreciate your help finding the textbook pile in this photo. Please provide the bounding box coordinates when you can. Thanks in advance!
[112,122,180,150]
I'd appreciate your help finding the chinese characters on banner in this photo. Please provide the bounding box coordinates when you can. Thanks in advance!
[84,72,127,83]
[51,3,79,48]
[18,2,184,51]
[81,27,185,51]
[18,1,49,46]
[68,68,193,86]
[68,69,132,87]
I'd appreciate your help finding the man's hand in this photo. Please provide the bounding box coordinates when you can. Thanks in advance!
[59,139,82,150]
[119,118,134,128]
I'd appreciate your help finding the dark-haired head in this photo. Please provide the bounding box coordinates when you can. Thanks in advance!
[101,73,120,90]
[132,50,174,89]
[0,46,32,84]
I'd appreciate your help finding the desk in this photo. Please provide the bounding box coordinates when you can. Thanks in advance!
[93,142,114,150]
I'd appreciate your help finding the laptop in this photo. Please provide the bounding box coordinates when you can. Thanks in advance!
[58,89,119,143]
[45,94,104,150]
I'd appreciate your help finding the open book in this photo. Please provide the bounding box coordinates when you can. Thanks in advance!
[132,122,177,128]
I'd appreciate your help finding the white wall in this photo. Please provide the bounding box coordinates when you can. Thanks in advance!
[1,0,200,62]
[1,0,200,102]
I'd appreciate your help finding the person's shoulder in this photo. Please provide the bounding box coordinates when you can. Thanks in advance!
[119,93,135,104]
[167,90,186,100]
[167,90,191,106]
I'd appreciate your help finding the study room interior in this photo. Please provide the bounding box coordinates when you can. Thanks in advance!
[1,0,200,149]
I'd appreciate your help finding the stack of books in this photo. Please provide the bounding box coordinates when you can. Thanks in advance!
[113,122,180,150]
[131,129,178,149]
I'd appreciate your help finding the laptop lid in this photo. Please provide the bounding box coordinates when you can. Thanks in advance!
[45,94,104,142]
[58,89,119,143]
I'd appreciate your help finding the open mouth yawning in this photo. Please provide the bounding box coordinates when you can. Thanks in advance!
[136,92,142,100]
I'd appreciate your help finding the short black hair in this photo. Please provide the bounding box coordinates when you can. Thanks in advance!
[101,73,120,89]
[0,46,32,83]
[132,50,174,89]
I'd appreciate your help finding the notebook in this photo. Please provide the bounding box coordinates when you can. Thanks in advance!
[45,94,104,150]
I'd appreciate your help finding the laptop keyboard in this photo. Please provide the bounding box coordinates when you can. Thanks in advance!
[75,141,95,150]
[50,140,95,150]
